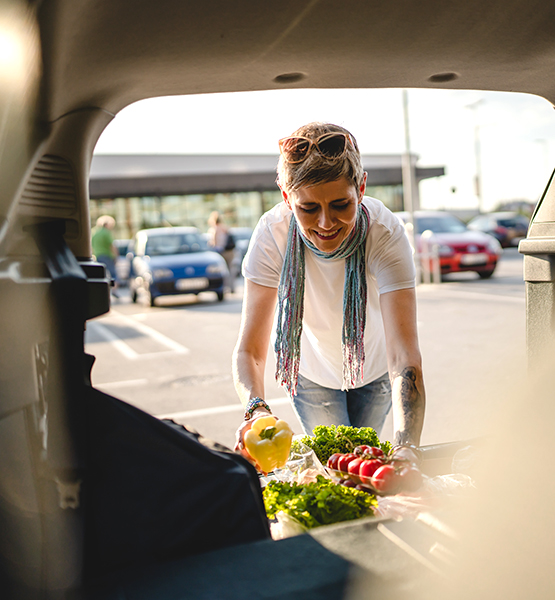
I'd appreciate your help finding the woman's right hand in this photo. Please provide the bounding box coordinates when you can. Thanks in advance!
[234,407,273,467]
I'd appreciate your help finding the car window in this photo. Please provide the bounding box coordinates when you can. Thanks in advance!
[145,233,207,256]
[469,216,488,227]
[415,215,467,234]
[114,240,131,257]
[497,218,518,227]
[230,228,253,242]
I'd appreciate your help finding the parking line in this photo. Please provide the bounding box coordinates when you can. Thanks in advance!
[417,287,525,303]
[110,310,190,354]
[95,378,149,389]
[89,321,139,359]
[155,397,290,420]
[88,310,190,359]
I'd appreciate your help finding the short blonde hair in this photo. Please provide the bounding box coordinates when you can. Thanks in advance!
[96,215,116,229]
[208,211,221,227]
[277,122,364,195]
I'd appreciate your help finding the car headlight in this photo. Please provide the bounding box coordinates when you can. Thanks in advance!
[487,237,502,254]
[152,268,173,279]
[206,263,226,274]
[437,244,454,256]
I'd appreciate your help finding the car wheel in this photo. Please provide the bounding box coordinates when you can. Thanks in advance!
[217,291,225,302]
[477,269,495,279]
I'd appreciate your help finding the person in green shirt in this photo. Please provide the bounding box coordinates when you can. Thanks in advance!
[92,215,119,297]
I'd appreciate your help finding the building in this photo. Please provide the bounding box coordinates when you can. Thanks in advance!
[89,154,444,240]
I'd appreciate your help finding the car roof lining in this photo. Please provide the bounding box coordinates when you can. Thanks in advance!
[38,0,555,122]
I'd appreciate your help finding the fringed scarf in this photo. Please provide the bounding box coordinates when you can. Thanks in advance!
[275,203,370,396]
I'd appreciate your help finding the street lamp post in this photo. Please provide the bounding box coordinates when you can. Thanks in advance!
[466,99,484,213]
[401,89,417,247]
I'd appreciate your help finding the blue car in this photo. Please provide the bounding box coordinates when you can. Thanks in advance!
[129,227,228,306]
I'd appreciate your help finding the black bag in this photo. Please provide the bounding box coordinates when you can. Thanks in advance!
[224,232,236,251]
[83,387,271,580]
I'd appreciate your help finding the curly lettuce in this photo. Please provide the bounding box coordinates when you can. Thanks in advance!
[294,424,392,465]
[263,475,377,529]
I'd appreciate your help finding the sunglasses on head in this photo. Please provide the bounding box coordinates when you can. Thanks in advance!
[278,132,352,164]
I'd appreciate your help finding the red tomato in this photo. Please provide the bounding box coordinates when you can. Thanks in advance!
[326,453,343,470]
[347,457,365,483]
[372,464,401,494]
[355,445,385,459]
[358,458,384,481]
[341,478,356,487]
[367,446,386,459]
[398,465,423,492]
[337,453,358,472]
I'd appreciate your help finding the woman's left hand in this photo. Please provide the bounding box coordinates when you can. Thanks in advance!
[234,407,273,461]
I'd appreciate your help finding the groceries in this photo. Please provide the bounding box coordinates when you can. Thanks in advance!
[259,425,429,534]
[243,415,294,474]
[263,475,377,530]
[326,446,423,495]
[295,424,392,465]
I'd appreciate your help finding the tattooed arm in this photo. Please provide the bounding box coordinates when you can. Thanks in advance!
[379,288,425,447]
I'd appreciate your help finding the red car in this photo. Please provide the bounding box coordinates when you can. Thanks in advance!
[395,211,503,279]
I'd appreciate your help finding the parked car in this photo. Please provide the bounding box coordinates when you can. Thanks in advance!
[467,211,530,247]
[395,210,503,279]
[113,239,132,285]
[228,226,253,274]
[129,227,228,305]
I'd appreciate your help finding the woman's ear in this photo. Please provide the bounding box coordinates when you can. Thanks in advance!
[358,172,368,202]
[280,187,292,210]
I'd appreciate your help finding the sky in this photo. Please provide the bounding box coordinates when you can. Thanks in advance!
[94,88,555,213]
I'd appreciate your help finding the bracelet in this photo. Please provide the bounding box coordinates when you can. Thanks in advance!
[244,397,271,421]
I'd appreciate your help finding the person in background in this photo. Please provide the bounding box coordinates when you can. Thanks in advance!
[233,121,426,465]
[92,215,119,298]
[207,211,235,293]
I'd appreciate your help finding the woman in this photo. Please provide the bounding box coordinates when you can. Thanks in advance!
[233,122,425,460]
[207,211,235,293]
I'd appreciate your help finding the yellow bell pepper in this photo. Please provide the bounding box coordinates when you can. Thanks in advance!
[243,415,293,474]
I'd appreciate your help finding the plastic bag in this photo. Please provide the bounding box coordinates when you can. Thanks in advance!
[451,444,482,475]
[272,435,330,484]
[374,472,476,519]
[269,511,308,540]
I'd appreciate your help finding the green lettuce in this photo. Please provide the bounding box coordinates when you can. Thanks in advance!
[263,475,377,529]
[294,424,392,465]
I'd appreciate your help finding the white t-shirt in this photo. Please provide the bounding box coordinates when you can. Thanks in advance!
[242,197,416,390]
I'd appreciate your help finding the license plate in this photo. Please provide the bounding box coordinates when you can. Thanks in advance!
[175,277,209,290]
[460,252,488,265]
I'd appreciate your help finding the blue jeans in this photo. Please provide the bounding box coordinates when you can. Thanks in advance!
[291,372,392,436]
[97,255,117,281]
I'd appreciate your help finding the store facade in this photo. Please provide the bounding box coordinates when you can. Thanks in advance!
[89,154,444,241]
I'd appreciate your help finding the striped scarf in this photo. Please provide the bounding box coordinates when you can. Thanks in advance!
[275,203,370,396]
